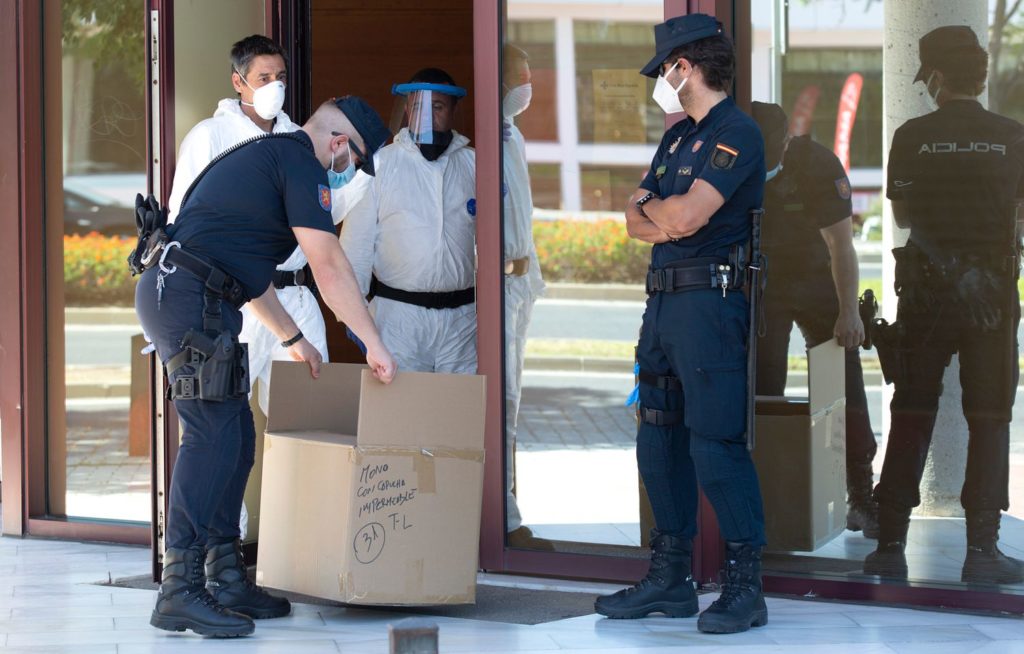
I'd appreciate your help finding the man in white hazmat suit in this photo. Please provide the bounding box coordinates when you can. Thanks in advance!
[340,68,477,373]
[502,45,550,550]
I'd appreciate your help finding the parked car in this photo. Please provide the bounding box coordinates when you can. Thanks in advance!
[63,173,146,236]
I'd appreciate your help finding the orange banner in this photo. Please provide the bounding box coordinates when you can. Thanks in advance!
[833,73,863,172]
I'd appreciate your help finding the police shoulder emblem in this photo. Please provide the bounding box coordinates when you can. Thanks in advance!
[318,184,332,212]
[655,164,667,180]
[467,198,477,217]
[835,177,852,200]
[711,143,739,170]
[667,137,682,155]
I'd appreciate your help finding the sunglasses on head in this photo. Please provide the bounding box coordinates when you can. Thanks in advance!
[331,131,369,172]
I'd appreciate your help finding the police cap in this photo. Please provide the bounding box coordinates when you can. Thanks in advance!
[334,95,392,176]
[640,14,724,79]
[914,25,984,83]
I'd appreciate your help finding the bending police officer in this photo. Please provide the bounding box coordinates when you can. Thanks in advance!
[866,26,1024,585]
[750,101,878,538]
[136,98,396,637]
[594,14,768,634]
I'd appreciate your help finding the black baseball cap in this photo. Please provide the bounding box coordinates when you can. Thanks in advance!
[913,25,984,83]
[640,14,724,79]
[333,95,391,176]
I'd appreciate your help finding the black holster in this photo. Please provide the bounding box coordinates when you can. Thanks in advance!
[176,330,250,402]
[871,318,907,386]
[892,243,944,312]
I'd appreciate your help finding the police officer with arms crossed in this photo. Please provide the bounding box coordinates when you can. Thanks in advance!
[135,97,396,637]
[750,101,878,538]
[865,26,1024,585]
[594,14,768,634]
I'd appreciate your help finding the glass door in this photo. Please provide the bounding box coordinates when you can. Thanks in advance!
[40,0,152,536]
[496,0,710,579]
[748,0,1024,612]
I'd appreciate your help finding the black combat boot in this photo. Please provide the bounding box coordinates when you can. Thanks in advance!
[150,546,255,637]
[697,542,768,634]
[594,531,698,619]
[961,510,1024,585]
[206,540,291,619]
[846,463,879,539]
[862,504,910,579]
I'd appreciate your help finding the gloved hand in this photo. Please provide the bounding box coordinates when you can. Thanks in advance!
[956,267,1003,331]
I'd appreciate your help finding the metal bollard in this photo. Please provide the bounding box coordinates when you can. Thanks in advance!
[389,618,439,654]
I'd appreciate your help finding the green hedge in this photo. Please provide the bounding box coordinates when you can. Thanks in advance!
[532,219,651,283]
[64,232,138,306]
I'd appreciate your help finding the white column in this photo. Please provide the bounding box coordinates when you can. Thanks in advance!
[881,0,990,517]
[554,15,581,212]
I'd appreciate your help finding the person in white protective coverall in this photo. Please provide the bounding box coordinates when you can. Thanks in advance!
[501,45,551,551]
[340,68,477,373]
[168,35,380,539]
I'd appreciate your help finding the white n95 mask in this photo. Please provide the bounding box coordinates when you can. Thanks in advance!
[236,68,286,120]
[652,62,687,115]
[503,83,533,118]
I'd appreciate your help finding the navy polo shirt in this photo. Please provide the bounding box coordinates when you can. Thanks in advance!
[640,96,765,267]
[762,135,853,270]
[169,131,336,299]
[887,99,1024,254]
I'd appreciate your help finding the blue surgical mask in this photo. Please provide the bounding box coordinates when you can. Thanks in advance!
[327,144,356,189]
[766,162,783,182]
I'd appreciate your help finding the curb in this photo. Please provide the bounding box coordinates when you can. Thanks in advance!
[543,284,646,303]
[522,356,885,386]
[67,382,131,399]
[66,307,137,325]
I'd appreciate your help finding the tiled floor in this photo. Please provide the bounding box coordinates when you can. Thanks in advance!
[1,532,1023,652]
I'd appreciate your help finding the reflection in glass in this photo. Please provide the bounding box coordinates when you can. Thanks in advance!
[751,0,1024,594]
[59,0,150,522]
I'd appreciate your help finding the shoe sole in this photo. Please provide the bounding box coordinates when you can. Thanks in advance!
[150,612,255,637]
[230,604,292,620]
[697,609,768,634]
[594,599,699,619]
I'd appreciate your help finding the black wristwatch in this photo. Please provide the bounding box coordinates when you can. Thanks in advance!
[636,191,658,208]
[281,331,304,348]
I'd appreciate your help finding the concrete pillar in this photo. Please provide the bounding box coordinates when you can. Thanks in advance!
[881,0,989,517]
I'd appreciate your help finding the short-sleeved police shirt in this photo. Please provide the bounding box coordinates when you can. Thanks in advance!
[887,99,1024,254]
[169,131,336,299]
[762,135,853,269]
[640,96,765,267]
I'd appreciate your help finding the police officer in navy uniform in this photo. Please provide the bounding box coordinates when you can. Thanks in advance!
[136,97,396,637]
[865,26,1024,585]
[594,14,768,634]
[750,102,879,538]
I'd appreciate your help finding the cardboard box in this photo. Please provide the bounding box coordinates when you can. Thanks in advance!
[753,341,847,552]
[256,362,486,605]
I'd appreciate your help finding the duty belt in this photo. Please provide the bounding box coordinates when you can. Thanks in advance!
[272,264,318,293]
[370,277,475,310]
[646,257,736,296]
[161,245,249,310]
[504,257,530,276]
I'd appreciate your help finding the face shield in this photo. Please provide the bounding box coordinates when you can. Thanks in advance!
[391,82,468,145]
